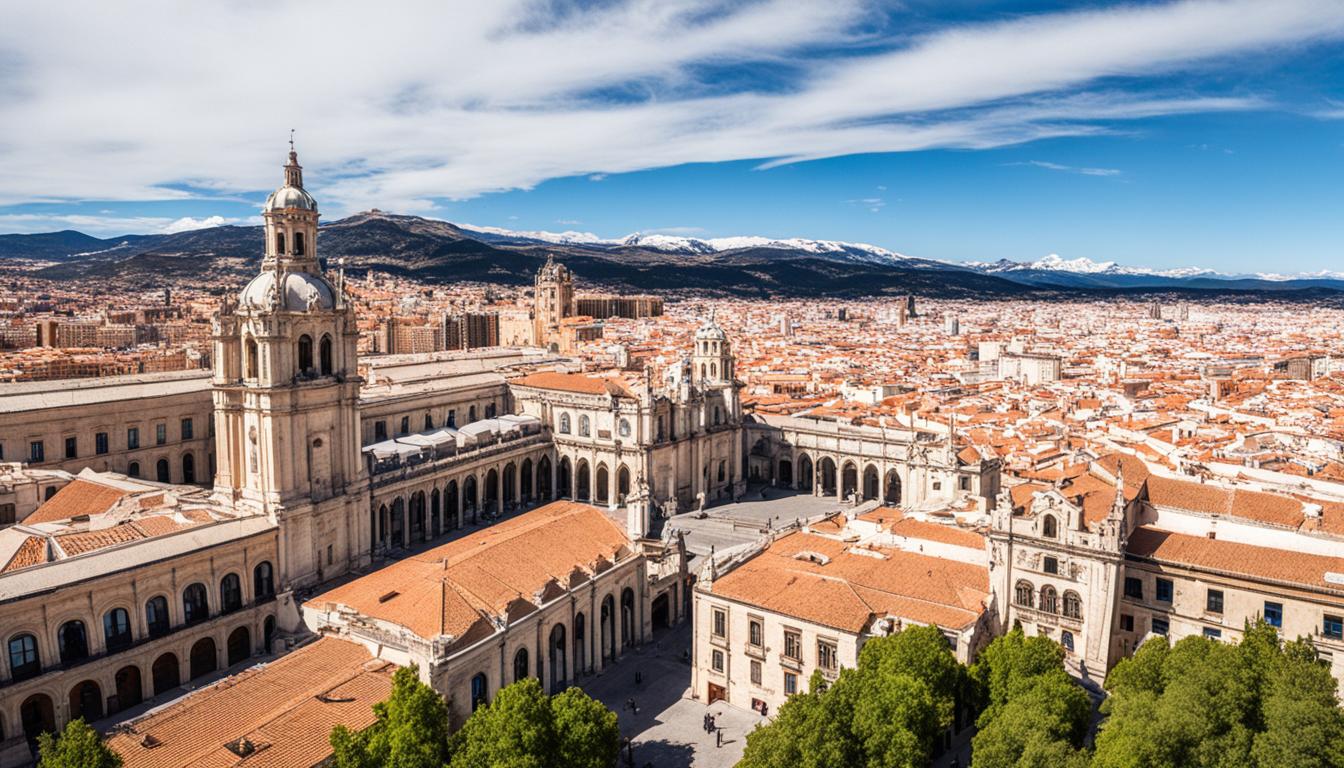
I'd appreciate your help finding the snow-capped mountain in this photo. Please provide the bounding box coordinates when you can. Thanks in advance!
[965,253,1221,278]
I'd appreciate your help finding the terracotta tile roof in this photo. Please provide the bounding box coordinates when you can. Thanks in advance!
[885,516,986,550]
[55,524,144,556]
[108,636,391,768]
[307,501,630,642]
[1145,476,1304,529]
[25,478,129,524]
[510,371,634,398]
[1127,526,1344,593]
[131,514,200,538]
[711,531,988,633]
[1,535,48,573]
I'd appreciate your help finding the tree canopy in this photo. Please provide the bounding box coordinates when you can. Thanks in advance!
[330,665,451,768]
[37,718,123,768]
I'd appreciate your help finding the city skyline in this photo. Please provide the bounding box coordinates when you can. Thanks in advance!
[2,0,1344,273]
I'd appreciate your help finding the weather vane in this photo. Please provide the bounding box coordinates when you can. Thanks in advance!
[289,128,295,152]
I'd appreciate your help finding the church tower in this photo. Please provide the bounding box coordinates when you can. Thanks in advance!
[532,255,574,351]
[692,313,735,390]
[211,141,368,590]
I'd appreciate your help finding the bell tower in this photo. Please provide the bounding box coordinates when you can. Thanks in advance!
[211,140,368,589]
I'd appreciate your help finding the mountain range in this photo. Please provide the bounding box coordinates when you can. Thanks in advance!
[3,212,1343,299]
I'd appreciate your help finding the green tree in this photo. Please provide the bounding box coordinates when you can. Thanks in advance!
[36,718,122,768]
[550,687,622,768]
[971,671,1091,768]
[969,627,1069,727]
[448,678,619,768]
[330,665,451,768]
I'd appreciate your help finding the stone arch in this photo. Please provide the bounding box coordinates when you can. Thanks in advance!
[841,461,858,499]
[389,497,406,546]
[513,647,530,683]
[818,456,836,495]
[445,480,459,529]
[145,595,171,638]
[151,652,180,695]
[219,572,243,613]
[1014,580,1035,608]
[1040,585,1059,614]
[19,693,55,747]
[503,462,517,508]
[376,504,388,550]
[409,490,426,542]
[182,452,196,484]
[57,619,90,666]
[617,465,631,504]
[573,612,587,675]
[600,594,616,661]
[862,464,879,500]
[189,637,217,680]
[797,453,813,492]
[297,334,314,374]
[549,623,567,693]
[463,476,478,522]
[538,455,552,500]
[557,455,571,499]
[521,458,534,502]
[430,487,441,537]
[227,626,251,666]
[1063,591,1083,620]
[884,469,902,505]
[244,337,258,379]
[112,664,143,714]
[777,457,793,487]
[1041,514,1058,539]
[68,679,103,722]
[484,468,499,515]
[470,672,489,711]
[576,459,591,502]
[156,457,170,483]
[320,334,333,376]
[620,587,636,649]
[595,463,609,505]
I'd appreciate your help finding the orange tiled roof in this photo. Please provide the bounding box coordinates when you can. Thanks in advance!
[1127,526,1344,593]
[307,501,630,642]
[2,535,48,573]
[25,478,129,525]
[54,524,144,556]
[510,371,634,397]
[1145,475,1304,529]
[108,636,391,768]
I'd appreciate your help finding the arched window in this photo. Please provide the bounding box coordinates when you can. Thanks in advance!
[298,335,314,374]
[156,458,170,483]
[127,461,140,478]
[8,634,41,682]
[145,596,170,638]
[711,362,717,379]
[470,673,489,711]
[254,562,275,601]
[485,403,497,419]
[182,583,209,625]
[1041,514,1058,538]
[618,419,631,438]
[220,573,243,613]
[58,620,89,665]
[245,337,259,379]
[424,413,434,431]
[559,413,571,434]
[1063,591,1083,620]
[717,461,726,482]
[1040,585,1059,614]
[579,415,590,437]
[513,648,529,683]
[1014,580,1035,608]
[275,232,285,255]
[103,608,133,652]
[294,231,305,256]
[182,452,195,484]
[700,363,707,380]
[469,405,477,423]
[320,335,333,376]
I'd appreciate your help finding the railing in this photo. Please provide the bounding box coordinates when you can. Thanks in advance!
[369,432,550,489]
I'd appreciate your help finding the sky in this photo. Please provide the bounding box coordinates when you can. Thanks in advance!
[1,0,1343,272]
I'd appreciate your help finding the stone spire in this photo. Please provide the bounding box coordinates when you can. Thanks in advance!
[284,130,303,188]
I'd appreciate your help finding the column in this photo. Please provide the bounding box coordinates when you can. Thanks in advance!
[456,478,465,529]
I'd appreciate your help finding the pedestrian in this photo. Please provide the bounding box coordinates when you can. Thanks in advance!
[626,697,635,713]
[703,713,710,732]
[716,728,722,748]
[635,670,642,686]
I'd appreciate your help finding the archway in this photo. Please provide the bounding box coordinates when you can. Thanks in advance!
[818,457,837,495]
[521,458,533,502]
[620,587,636,650]
[68,679,103,722]
[409,491,425,542]
[464,476,478,523]
[113,665,143,714]
[595,464,609,505]
[484,468,499,516]
[651,591,671,632]
[182,452,196,484]
[376,505,388,551]
[537,455,552,500]
[263,617,276,653]
[445,480,459,529]
[841,462,858,499]
[557,456,571,499]
[576,460,590,502]
[152,652,180,695]
[574,612,587,675]
[797,454,813,492]
[227,626,251,666]
[430,488,441,537]
[390,497,405,547]
[884,470,902,506]
[20,694,54,747]
[190,637,217,680]
[549,623,567,693]
[513,648,530,684]
[600,595,616,661]
[156,458,170,483]
[777,458,793,488]
[503,463,516,508]
[863,464,879,500]
[617,465,631,504]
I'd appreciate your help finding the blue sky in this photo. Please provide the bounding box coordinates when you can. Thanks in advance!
[1,0,1343,273]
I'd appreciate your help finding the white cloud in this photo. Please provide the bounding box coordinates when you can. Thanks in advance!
[162,215,231,233]
[1013,160,1123,177]
[0,212,253,236]
[0,0,1340,216]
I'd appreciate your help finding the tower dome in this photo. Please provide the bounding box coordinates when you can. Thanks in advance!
[263,146,318,212]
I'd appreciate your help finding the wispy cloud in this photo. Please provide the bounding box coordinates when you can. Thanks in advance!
[845,197,887,212]
[0,0,1340,217]
[0,212,253,236]
[1010,160,1123,177]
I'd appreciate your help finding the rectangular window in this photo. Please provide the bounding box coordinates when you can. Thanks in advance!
[1124,576,1143,600]
[327,545,334,565]
[375,421,387,441]
[959,476,970,490]
[784,671,798,695]
[127,427,139,450]
[64,436,77,459]
[1206,589,1224,615]
[750,660,762,686]
[29,440,44,463]
[155,423,166,445]
[1324,615,1344,640]
[95,432,108,455]
[711,650,724,672]
[1120,614,1134,632]
[1264,601,1283,628]
[1204,627,1222,640]
[817,640,838,671]
[1043,556,1058,575]
[749,619,763,648]
[0,503,15,525]
[712,609,726,638]
[1156,578,1173,603]
[0,442,4,460]
[783,630,801,660]
[1151,617,1169,635]
[181,418,193,440]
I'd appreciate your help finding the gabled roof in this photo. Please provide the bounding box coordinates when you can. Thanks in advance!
[511,371,634,398]
[24,477,131,525]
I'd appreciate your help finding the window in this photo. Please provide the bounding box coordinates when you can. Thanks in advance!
[103,608,133,652]
[447,411,456,429]
[471,673,488,711]
[374,421,387,441]
[156,423,167,446]
[44,486,56,500]
[1120,614,1134,632]
[1041,514,1058,538]
[424,414,433,430]
[220,574,243,613]
[817,640,838,671]
[29,440,44,463]
[8,634,40,681]
[469,406,477,422]
[960,475,970,490]
[711,650,724,672]
[275,231,285,255]
[750,660,762,686]
[0,503,14,525]
[1043,556,1058,575]
[1324,615,1344,640]
[1203,627,1222,640]
[58,620,89,664]
[514,648,530,683]
[619,418,631,438]
[294,231,305,256]
[145,596,170,638]
[1148,616,1168,635]
[1206,589,1224,615]
[1015,580,1035,608]
[181,418,193,440]
[783,630,801,661]
[183,583,209,625]
[749,619,762,648]
[784,671,798,695]
[320,335,333,376]
[127,461,140,478]
[1124,577,1143,600]
[254,562,275,601]
[1063,591,1082,620]
[298,335,314,374]
[156,458,170,483]
[182,453,195,484]
[712,609,726,638]
[1264,601,1283,628]
[64,436,77,459]
[559,413,571,434]
[1156,577,1173,603]
[579,415,590,437]
[127,427,140,449]
[485,403,496,419]
[1040,585,1059,614]
[95,432,108,455]
[399,416,409,436]
[245,337,259,378]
